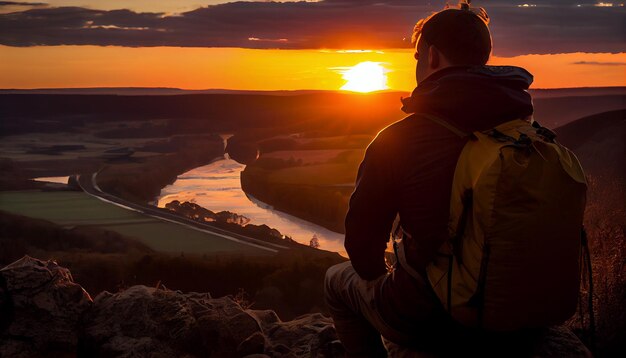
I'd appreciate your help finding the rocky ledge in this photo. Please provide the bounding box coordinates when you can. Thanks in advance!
[0,256,592,357]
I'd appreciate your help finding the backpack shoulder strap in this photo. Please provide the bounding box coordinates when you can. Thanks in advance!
[418,113,539,141]
[416,113,469,138]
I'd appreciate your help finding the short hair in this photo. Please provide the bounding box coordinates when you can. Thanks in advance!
[412,3,492,65]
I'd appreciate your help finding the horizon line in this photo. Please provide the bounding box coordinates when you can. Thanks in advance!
[2,85,625,91]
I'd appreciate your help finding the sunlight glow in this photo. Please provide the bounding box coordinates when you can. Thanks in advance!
[340,61,389,93]
[1,46,625,90]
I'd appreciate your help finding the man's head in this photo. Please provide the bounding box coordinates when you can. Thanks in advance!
[412,2,492,83]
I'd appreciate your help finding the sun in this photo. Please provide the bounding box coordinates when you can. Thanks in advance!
[340,61,389,93]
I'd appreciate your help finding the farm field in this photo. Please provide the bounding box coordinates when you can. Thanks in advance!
[0,190,272,256]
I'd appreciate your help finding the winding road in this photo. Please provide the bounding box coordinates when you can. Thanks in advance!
[75,172,291,254]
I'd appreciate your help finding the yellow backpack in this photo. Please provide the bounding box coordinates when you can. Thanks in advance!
[395,115,587,331]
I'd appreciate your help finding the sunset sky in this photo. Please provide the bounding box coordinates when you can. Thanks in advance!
[1,0,624,91]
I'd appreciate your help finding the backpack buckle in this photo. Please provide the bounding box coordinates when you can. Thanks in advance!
[536,126,557,142]
[513,133,532,147]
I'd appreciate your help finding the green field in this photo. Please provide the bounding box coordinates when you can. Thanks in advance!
[0,190,273,256]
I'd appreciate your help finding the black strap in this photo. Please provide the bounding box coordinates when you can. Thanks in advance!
[581,226,596,352]
[475,243,490,328]
[532,119,557,142]
[447,255,453,313]
[452,189,472,265]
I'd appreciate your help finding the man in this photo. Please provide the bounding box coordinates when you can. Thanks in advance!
[324,3,537,356]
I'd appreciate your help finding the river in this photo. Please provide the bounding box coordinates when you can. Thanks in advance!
[157,141,346,255]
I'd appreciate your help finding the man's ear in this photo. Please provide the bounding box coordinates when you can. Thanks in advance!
[428,45,440,69]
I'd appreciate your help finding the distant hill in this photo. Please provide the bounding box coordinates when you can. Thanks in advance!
[0,87,367,96]
[530,87,626,99]
[532,95,625,129]
[0,92,407,138]
[1,86,624,98]
[556,109,625,356]
[555,109,626,177]
[1,91,624,135]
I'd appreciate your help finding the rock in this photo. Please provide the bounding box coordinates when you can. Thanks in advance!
[248,309,281,330]
[272,343,292,354]
[0,256,592,358]
[84,286,197,356]
[238,331,267,356]
[0,256,93,357]
[0,256,343,357]
[83,286,263,357]
[83,284,340,357]
[383,326,593,358]
[533,326,594,358]
[265,313,341,357]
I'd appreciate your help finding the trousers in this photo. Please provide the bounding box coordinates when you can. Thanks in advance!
[324,261,449,357]
[324,261,396,357]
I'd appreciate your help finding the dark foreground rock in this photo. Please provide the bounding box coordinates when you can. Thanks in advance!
[384,327,593,358]
[0,256,92,357]
[0,256,592,357]
[0,256,342,358]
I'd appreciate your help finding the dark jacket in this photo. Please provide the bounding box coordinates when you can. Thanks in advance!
[344,65,534,324]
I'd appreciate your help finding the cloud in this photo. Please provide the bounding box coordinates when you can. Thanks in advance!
[0,0,623,56]
[0,1,47,15]
[572,61,626,66]
[0,1,47,5]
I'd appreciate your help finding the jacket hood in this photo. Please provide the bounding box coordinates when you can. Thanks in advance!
[401,65,534,133]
